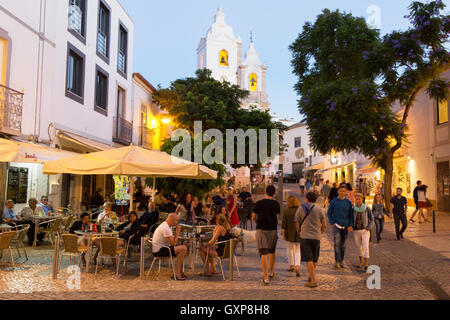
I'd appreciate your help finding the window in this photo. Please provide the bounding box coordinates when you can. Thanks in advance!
[294,137,301,148]
[437,99,448,125]
[249,73,257,92]
[97,0,110,62]
[65,43,85,104]
[68,0,86,43]
[118,23,128,77]
[94,65,108,115]
[219,49,228,66]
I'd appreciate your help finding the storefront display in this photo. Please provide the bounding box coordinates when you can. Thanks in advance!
[6,166,28,204]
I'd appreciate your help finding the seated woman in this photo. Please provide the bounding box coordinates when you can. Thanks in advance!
[97,202,118,224]
[116,211,141,247]
[198,214,232,277]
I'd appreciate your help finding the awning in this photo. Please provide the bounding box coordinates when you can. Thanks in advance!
[0,138,78,163]
[56,130,113,153]
[319,162,355,173]
[356,165,379,175]
[303,162,324,172]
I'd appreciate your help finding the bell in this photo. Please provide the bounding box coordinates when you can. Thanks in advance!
[221,57,226,64]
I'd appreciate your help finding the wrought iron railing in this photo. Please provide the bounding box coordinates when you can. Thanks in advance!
[113,117,132,145]
[0,84,23,136]
[118,51,126,73]
[138,126,154,149]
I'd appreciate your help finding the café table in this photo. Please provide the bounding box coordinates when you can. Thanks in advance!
[178,224,215,272]
[30,214,63,248]
[74,230,119,273]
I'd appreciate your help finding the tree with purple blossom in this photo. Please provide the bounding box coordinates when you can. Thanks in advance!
[290,1,449,208]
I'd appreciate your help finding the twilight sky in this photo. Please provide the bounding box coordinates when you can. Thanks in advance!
[120,0,428,121]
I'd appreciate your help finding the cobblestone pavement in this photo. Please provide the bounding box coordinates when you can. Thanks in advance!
[0,184,449,300]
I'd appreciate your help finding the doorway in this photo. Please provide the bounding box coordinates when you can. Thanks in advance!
[437,161,450,211]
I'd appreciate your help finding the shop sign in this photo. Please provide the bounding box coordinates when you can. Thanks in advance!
[113,175,130,205]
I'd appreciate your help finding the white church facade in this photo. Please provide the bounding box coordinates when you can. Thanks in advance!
[197,8,270,111]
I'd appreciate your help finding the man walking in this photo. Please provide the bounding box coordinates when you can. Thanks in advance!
[390,188,408,240]
[409,181,422,223]
[296,192,326,288]
[321,180,331,208]
[327,185,354,269]
[299,177,306,196]
[252,185,280,285]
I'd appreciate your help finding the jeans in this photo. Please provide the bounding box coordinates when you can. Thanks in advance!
[374,218,384,242]
[332,226,348,264]
[394,214,408,240]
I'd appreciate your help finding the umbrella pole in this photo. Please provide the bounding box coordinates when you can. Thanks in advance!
[152,177,156,203]
[129,176,134,214]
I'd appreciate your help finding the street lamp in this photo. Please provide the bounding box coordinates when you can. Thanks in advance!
[161,117,171,124]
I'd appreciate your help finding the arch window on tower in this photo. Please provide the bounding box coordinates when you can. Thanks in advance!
[249,73,257,91]
[219,49,228,66]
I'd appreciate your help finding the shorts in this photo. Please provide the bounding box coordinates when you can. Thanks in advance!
[418,201,427,209]
[300,186,305,189]
[256,229,278,255]
[300,238,320,263]
[153,246,176,257]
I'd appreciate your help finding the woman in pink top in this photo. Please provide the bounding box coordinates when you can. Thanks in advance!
[346,183,355,204]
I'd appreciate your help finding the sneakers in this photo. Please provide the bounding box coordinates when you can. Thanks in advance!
[305,281,318,288]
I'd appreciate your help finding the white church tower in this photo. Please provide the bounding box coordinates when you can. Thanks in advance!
[197,8,270,111]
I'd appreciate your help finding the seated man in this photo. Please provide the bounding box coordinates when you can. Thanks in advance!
[140,202,159,233]
[69,213,92,266]
[2,199,35,246]
[19,198,45,245]
[152,213,188,280]
[39,196,53,215]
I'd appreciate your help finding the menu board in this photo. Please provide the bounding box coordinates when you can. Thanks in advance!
[444,177,450,196]
[113,175,130,205]
[7,167,28,204]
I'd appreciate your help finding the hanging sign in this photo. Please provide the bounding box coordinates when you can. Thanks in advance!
[113,175,130,205]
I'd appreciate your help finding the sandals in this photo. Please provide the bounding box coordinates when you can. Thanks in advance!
[261,279,269,286]
[269,272,277,279]
[199,272,212,277]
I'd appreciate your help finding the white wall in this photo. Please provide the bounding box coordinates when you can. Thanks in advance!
[0,0,134,144]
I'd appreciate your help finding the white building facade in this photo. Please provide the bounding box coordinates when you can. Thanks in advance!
[0,0,135,211]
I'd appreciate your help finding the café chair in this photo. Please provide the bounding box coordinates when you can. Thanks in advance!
[60,234,88,270]
[205,238,240,281]
[39,218,63,247]
[11,225,30,261]
[146,239,177,280]
[0,231,17,268]
[95,237,123,276]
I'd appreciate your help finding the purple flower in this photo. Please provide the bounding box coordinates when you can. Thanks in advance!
[411,54,416,59]
[326,99,331,104]
[351,87,358,94]
[363,56,368,60]
[392,39,399,44]
[349,128,353,132]
[424,21,430,26]
[329,59,333,63]
[443,62,447,66]
[373,94,379,99]
[362,123,367,127]
[436,47,443,52]
[440,26,445,31]
[402,85,407,89]
[380,114,387,119]
[403,15,409,19]
[313,129,317,133]
[417,25,423,31]
[394,44,402,48]
[435,84,440,88]
[335,135,339,139]
[401,123,407,128]
[399,129,404,134]
[356,26,360,30]
[416,40,422,45]
[313,118,318,122]
[330,106,335,111]
[401,37,407,41]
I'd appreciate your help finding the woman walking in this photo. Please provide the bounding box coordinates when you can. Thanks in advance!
[281,195,301,277]
[352,193,373,271]
[226,188,240,227]
[372,194,390,243]
[416,185,430,223]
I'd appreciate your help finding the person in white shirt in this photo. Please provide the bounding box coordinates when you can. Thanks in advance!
[97,202,118,224]
[19,198,44,219]
[299,177,306,196]
[152,213,188,280]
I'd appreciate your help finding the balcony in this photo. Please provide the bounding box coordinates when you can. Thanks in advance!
[113,117,132,145]
[0,84,23,136]
[139,126,154,149]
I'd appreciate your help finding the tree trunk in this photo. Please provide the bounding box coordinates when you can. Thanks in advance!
[384,151,394,211]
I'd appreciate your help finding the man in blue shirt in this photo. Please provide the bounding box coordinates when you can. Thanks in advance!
[390,188,408,240]
[327,185,354,269]
[2,199,36,245]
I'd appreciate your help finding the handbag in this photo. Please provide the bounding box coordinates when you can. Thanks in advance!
[426,198,433,208]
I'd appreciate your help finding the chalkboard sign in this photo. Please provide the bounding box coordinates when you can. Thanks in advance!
[6,166,29,204]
